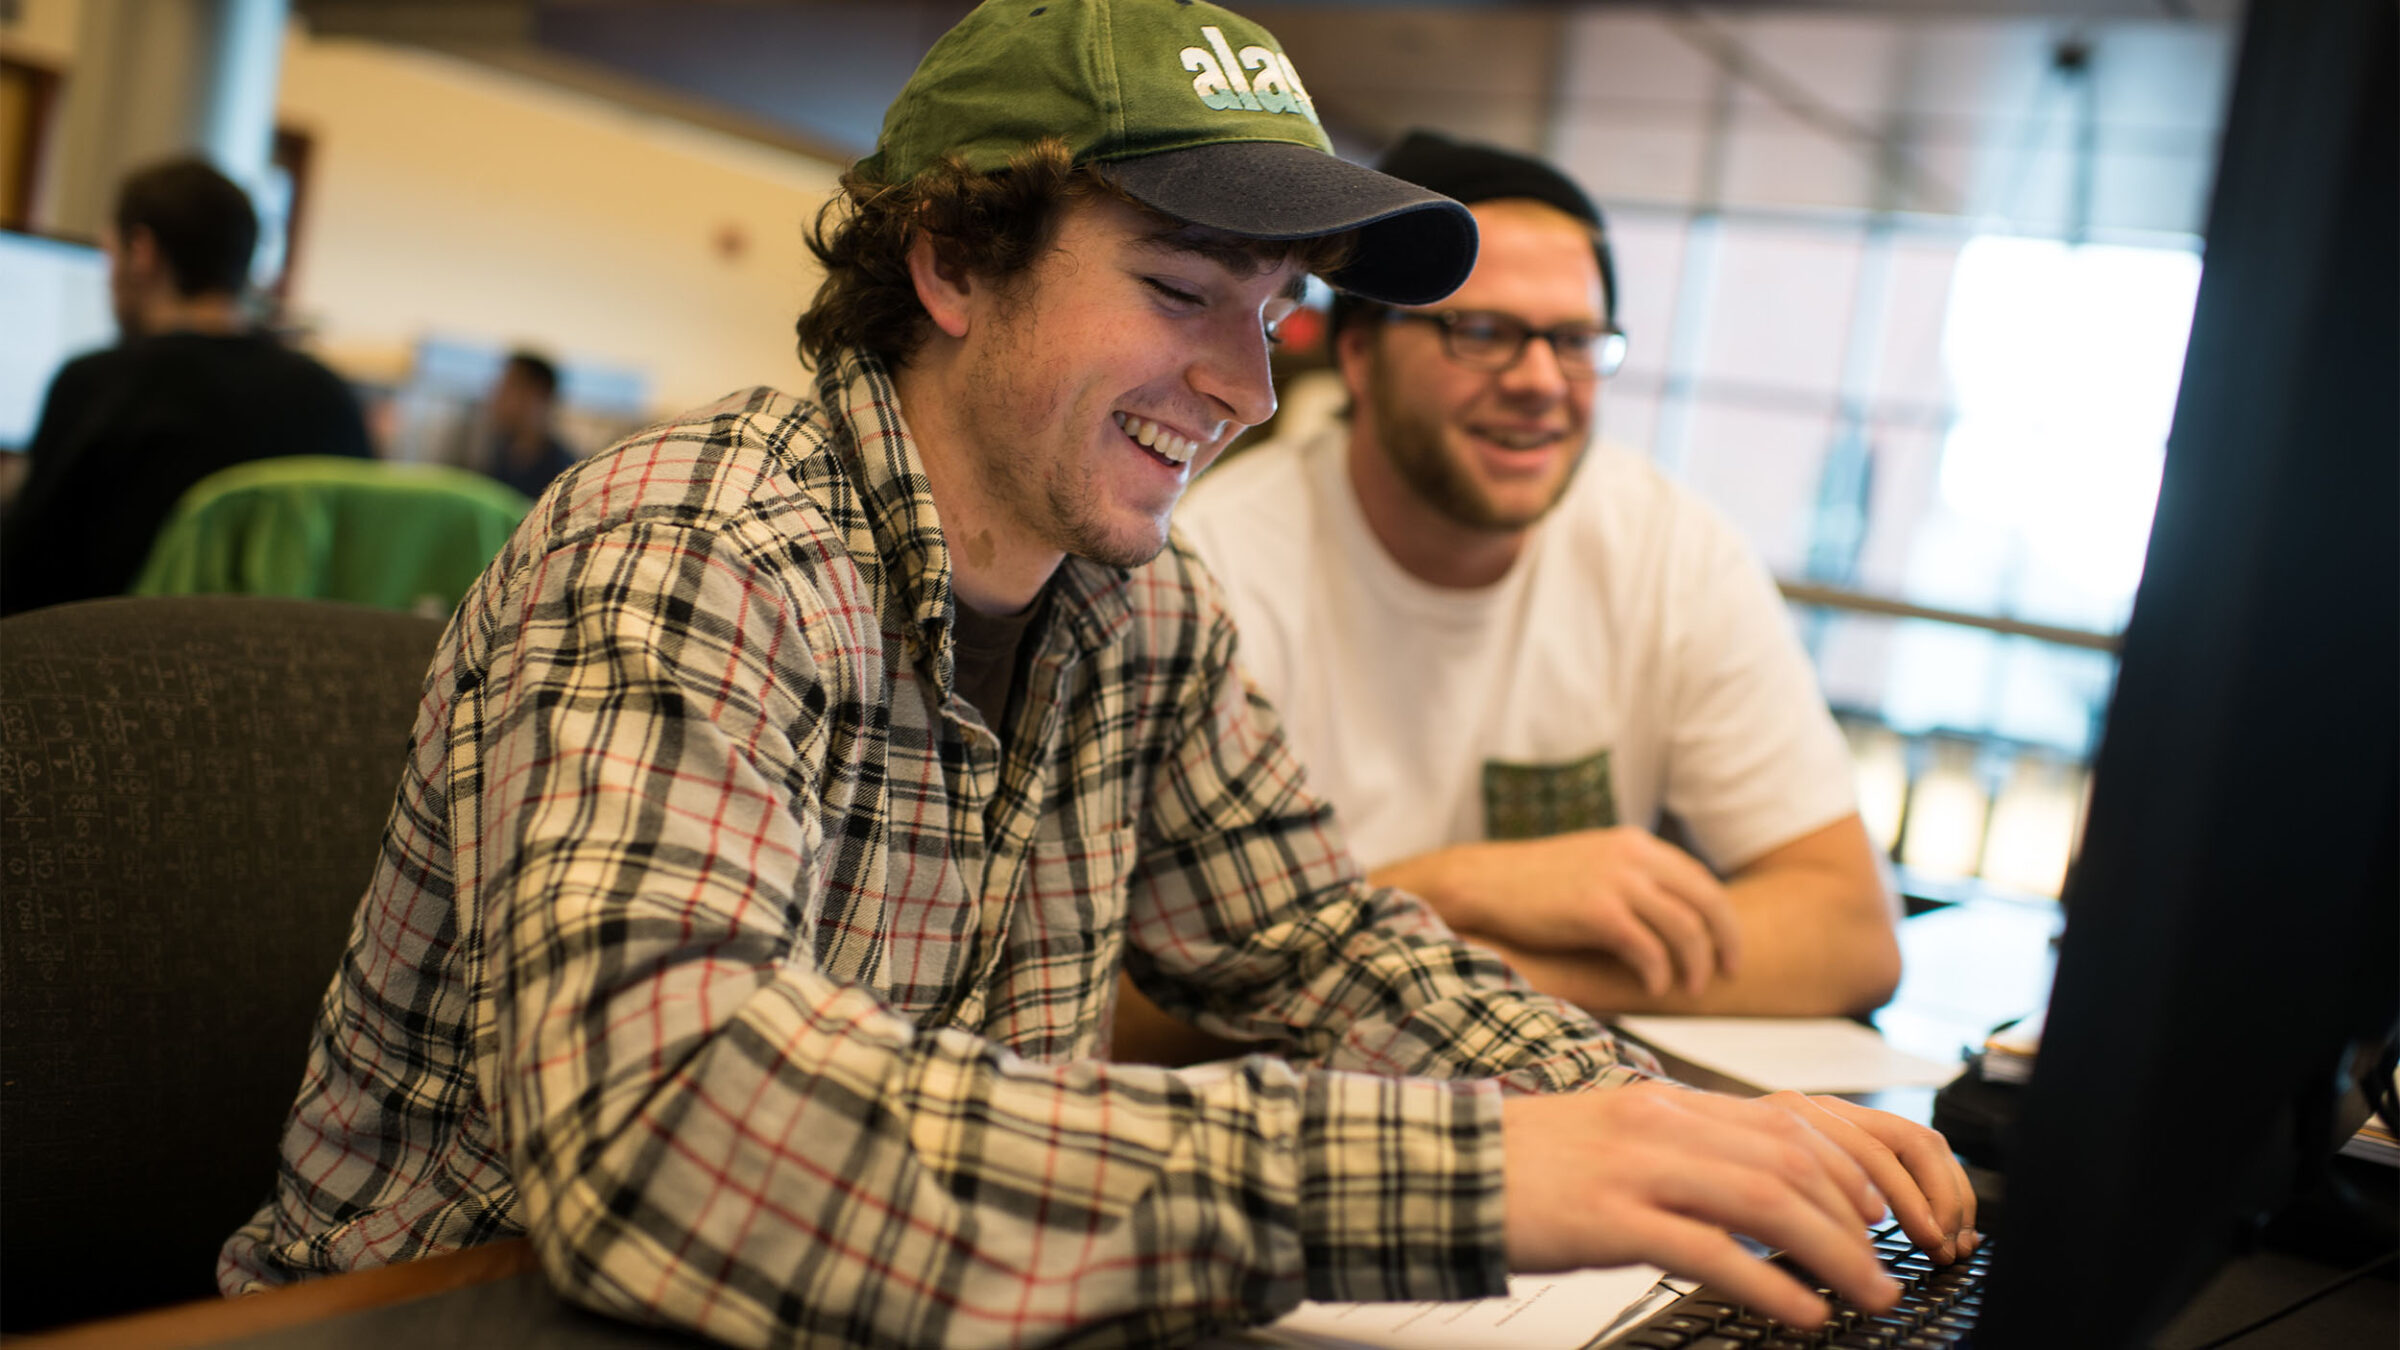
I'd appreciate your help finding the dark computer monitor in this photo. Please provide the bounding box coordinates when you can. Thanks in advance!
[1979,1,2397,1345]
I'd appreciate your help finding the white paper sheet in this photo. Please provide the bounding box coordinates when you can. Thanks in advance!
[1223,1265,1667,1350]
[1616,1015,1963,1093]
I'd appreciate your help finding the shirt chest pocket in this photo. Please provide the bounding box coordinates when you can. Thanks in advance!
[981,822,1140,1056]
[1009,821,1139,961]
[1482,747,1620,839]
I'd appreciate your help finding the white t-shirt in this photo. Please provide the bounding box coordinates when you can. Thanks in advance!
[1173,423,1856,875]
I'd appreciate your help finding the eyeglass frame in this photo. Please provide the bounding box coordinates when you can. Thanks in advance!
[1378,308,1629,380]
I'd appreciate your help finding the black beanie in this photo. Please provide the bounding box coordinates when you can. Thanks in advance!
[1331,129,1617,332]
[1377,130,1606,235]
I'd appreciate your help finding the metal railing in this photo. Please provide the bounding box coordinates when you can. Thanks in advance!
[1777,579,2121,653]
[1777,580,2121,907]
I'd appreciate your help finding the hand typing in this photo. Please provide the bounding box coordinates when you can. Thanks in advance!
[1500,1082,1977,1328]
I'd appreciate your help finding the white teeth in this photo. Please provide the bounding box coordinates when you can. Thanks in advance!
[1115,412,1197,465]
[1478,428,1558,451]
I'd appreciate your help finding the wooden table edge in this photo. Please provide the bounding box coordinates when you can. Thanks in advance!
[10,1238,541,1349]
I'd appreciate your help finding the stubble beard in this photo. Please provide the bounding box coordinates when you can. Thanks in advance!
[1368,356,1589,535]
[1037,458,1170,572]
[962,306,1172,574]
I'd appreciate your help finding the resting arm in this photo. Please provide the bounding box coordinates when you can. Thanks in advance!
[1377,814,1899,1018]
[1409,481,1902,1018]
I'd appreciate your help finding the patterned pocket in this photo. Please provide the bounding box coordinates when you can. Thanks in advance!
[1482,748,1619,840]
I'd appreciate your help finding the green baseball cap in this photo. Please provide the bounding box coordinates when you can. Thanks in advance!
[859,0,1477,306]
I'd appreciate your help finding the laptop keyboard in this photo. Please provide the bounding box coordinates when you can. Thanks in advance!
[1613,1221,1992,1349]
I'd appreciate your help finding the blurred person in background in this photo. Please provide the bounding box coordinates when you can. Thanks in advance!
[1135,131,1897,1054]
[0,156,371,616]
[484,349,576,500]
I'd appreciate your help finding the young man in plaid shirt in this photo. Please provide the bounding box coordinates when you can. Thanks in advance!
[223,1,1975,1343]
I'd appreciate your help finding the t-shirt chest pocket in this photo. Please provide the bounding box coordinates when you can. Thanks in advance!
[1482,747,1620,839]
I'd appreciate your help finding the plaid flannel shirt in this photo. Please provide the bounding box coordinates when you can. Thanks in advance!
[221,352,1649,1347]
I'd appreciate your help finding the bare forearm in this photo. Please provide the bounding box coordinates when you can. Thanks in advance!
[1717,843,1900,1015]
[1479,868,1897,1017]
[1376,818,1901,1019]
[1369,845,1499,932]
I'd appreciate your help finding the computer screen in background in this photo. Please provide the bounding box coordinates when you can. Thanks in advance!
[1981,0,2397,1345]
[0,232,115,454]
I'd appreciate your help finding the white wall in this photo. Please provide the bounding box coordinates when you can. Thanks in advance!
[7,0,844,418]
[0,0,78,64]
[275,37,840,415]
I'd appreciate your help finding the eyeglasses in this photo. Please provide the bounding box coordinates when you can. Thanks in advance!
[1384,309,1628,380]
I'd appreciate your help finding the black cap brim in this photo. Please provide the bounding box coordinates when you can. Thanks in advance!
[1100,140,1478,307]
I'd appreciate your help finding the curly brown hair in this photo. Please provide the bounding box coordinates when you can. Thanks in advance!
[797,138,1353,372]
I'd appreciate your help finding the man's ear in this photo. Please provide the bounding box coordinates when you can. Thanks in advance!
[119,225,164,284]
[906,232,974,340]
[1333,319,1377,402]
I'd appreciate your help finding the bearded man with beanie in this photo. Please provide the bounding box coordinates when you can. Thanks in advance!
[1163,131,1900,1034]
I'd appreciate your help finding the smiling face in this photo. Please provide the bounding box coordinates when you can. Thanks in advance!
[923,194,1307,593]
[1341,198,1605,537]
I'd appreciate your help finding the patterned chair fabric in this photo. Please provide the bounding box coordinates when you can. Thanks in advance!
[0,595,442,1331]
